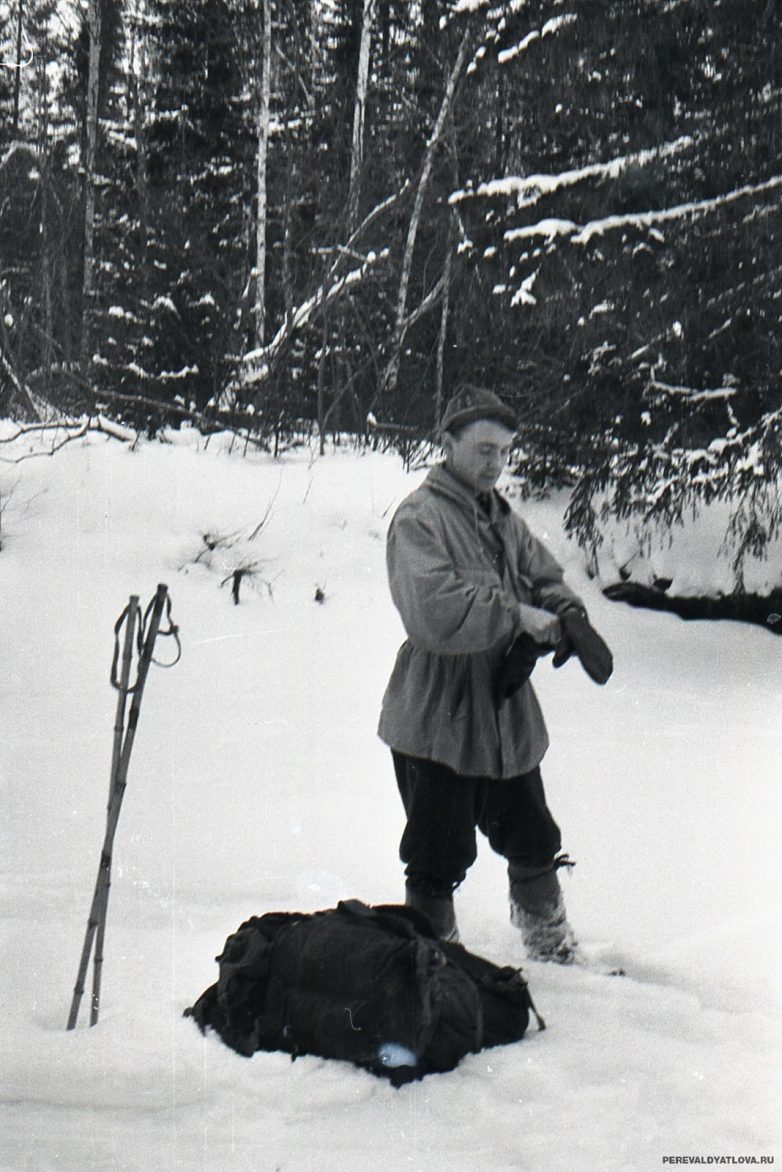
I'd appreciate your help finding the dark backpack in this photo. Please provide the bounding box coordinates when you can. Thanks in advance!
[185,899,543,1085]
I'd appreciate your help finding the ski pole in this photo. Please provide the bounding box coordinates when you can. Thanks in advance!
[67,584,173,1030]
[67,595,140,1030]
[90,595,141,1026]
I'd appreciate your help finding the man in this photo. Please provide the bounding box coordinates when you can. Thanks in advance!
[378,385,613,962]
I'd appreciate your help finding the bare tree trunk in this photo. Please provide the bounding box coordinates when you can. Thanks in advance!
[317,300,328,456]
[34,37,54,379]
[435,112,464,428]
[13,0,24,135]
[347,0,375,232]
[254,0,272,349]
[281,92,294,338]
[81,0,102,367]
[41,172,53,376]
[302,0,318,297]
[382,28,471,395]
[128,0,150,254]
[435,220,454,429]
[0,343,44,421]
[278,53,298,412]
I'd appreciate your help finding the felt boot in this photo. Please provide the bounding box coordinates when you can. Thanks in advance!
[508,856,579,964]
[405,883,459,943]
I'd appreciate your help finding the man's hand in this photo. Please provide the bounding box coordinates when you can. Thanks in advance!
[517,603,562,646]
[494,633,551,706]
[553,608,613,685]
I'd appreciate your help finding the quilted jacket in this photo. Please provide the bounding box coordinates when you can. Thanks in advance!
[378,464,582,779]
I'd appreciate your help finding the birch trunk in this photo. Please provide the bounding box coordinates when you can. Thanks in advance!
[383,29,471,395]
[435,219,454,429]
[129,1,150,254]
[254,0,272,349]
[80,0,102,367]
[13,0,24,135]
[347,0,375,232]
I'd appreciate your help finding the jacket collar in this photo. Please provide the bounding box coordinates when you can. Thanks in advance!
[424,463,510,518]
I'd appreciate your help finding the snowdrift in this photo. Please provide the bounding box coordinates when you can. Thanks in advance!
[1,427,779,1171]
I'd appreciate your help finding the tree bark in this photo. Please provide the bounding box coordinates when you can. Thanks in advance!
[435,218,454,429]
[13,0,24,136]
[254,0,272,349]
[347,0,375,232]
[81,0,102,367]
[128,0,150,255]
[382,28,472,395]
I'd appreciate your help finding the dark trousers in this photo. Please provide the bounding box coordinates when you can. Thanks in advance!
[392,750,563,898]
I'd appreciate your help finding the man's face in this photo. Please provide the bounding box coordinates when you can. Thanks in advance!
[443,418,516,494]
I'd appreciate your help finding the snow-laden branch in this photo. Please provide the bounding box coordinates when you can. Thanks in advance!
[453,137,693,208]
[237,182,411,386]
[572,174,782,244]
[0,140,39,172]
[463,9,576,75]
[446,0,532,19]
[241,247,389,381]
[510,269,539,307]
[503,217,577,243]
[497,14,576,65]
[498,173,782,250]
[648,379,738,403]
[439,0,491,25]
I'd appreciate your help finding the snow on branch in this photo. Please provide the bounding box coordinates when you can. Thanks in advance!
[497,172,782,252]
[510,269,539,307]
[497,14,577,65]
[649,379,739,404]
[572,174,782,245]
[237,183,410,386]
[453,137,693,208]
[0,141,40,173]
[448,0,490,16]
[241,248,389,382]
[447,0,529,18]
[504,218,577,243]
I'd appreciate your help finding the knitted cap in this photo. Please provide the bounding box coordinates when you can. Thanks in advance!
[440,385,517,434]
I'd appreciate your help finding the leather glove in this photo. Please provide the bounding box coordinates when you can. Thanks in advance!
[552,608,613,685]
[494,633,552,706]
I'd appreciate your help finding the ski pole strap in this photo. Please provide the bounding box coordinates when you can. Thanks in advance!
[110,603,136,691]
[110,592,181,691]
[146,591,182,669]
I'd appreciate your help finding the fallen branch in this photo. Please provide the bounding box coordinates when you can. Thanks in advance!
[604,580,782,635]
[0,415,136,462]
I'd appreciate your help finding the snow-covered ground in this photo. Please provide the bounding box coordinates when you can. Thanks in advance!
[1,426,780,1172]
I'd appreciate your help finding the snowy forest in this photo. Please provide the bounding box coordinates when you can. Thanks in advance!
[1,0,780,582]
[2,4,781,1167]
